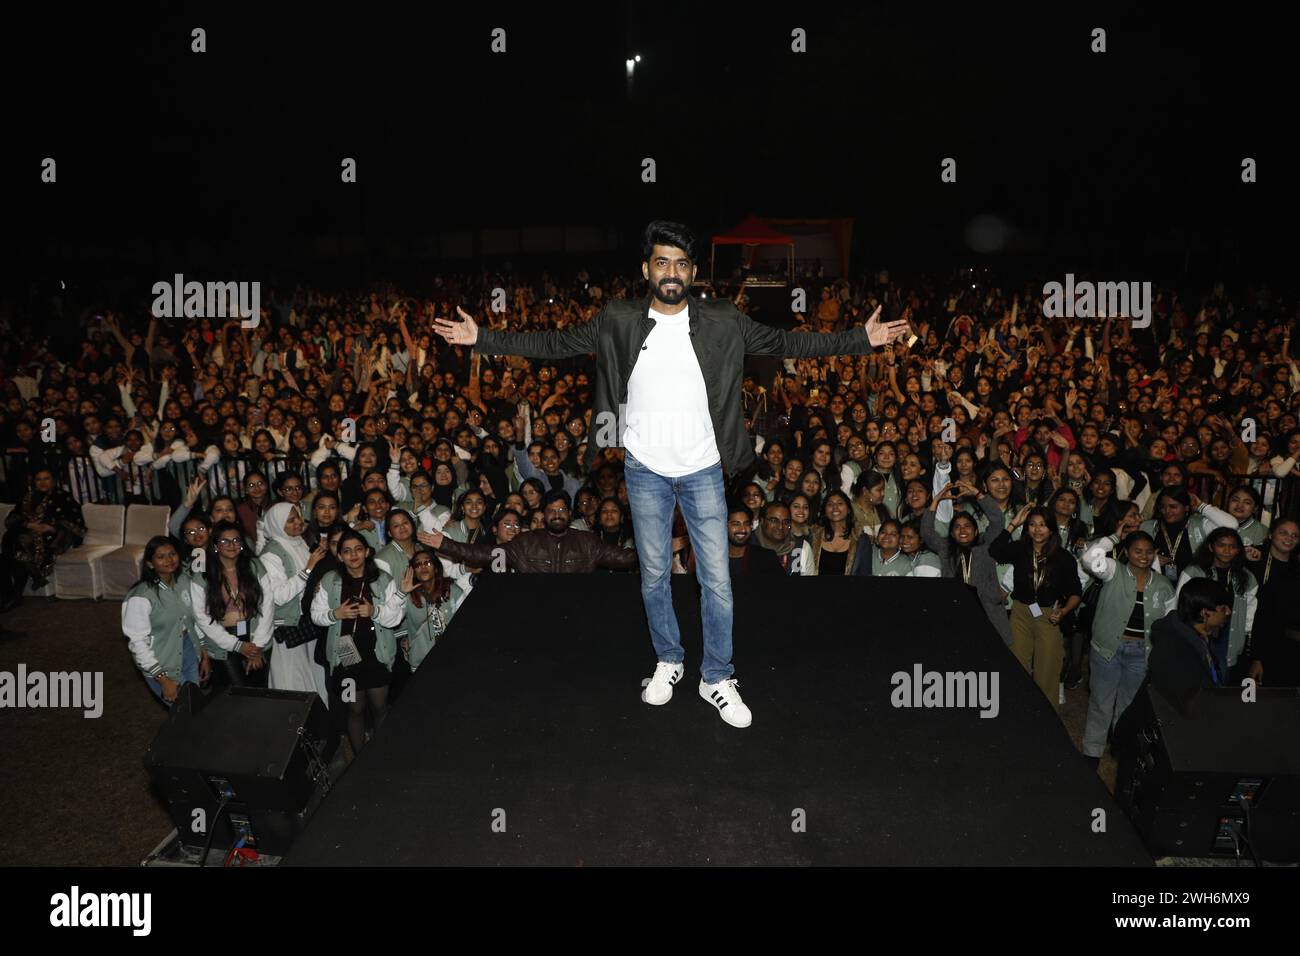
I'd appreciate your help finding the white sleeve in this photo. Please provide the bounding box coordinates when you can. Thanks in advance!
[1245,577,1258,636]
[260,552,306,607]
[134,444,155,466]
[190,579,239,652]
[1269,455,1296,478]
[336,442,358,462]
[1174,571,1192,599]
[840,463,855,497]
[121,596,161,675]
[1197,503,1237,531]
[376,580,405,628]
[169,439,193,463]
[199,445,220,473]
[799,541,815,576]
[932,460,953,524]
[387,465,405,501]
[310,580,335,627]
[251,583,275,648]
[310,440,332,468]
[90,444,122,477]
[1081,536,1119,581]
[910,562,942,579]
[152,447,174,470]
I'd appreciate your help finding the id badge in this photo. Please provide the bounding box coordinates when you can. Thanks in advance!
[1028,602,1043,618]
[1164,564,1178,581]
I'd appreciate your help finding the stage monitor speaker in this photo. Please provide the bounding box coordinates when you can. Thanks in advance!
[1114,684,1300,861]
[144,687,334,857]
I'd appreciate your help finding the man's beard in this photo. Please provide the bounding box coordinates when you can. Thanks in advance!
[656,279,686,304]
[547,518,568,534]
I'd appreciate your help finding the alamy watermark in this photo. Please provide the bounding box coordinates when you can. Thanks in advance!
[151,273,261,327]
[50,886,151,935]
[890,663,999,718]
[0,664,103,718]
[591,404,713,449]
[1041,274,1151,328]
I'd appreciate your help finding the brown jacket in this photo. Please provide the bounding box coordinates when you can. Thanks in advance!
[435,527,639,573]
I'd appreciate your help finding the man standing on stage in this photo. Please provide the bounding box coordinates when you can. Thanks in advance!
[432,220,908,728]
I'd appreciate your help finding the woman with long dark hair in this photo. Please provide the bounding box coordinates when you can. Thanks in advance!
[190,520,273,688]
[1175,526,1259,682]
[309,529,408,755]
[988,505,1084,711]
[850,470,888,537]
[921,479,1011,642]
[235,470,272,543]
[799,490,859,576]
[1246,518,1300,686]
[595,497,634,551]
[1080,467,1126,538]
[869,440,905,518]
[122,535,209,707]
[375,509,420,583]
[399,547,459,672]
[304,490,341,550]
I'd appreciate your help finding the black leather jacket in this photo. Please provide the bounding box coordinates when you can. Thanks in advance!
[435,527,638,573]
[476,292,878,480]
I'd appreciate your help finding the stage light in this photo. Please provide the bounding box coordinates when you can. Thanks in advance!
[635,55,641,62]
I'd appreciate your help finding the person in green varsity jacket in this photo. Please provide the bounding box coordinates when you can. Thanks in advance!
[1175,527,1259,682]
[1078,519,1175,762]
[309,529,408,755]
[398,547,459,672]
[122,536,208,707]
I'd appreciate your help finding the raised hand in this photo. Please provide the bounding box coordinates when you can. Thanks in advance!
[401,566,416,594]
[863,305,910,348]
[433,307,479,346]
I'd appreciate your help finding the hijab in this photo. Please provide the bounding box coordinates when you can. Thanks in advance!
[264,501,312,575]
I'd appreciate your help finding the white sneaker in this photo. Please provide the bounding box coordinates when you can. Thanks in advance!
[641,661,685,705]
[700,678,752,728]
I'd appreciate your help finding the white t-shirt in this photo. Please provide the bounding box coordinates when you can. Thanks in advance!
[622,305,720,477]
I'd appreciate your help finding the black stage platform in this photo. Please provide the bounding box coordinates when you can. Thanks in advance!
[286,575,1152,866]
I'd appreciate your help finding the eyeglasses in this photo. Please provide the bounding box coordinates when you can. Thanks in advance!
[411,559,434,569]
[217,537,243,546]
[183,528,207,537]
[765,518,793,526]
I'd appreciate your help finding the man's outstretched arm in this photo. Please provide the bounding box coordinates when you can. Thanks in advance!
[434,306,602,359]
[738,304,909,358]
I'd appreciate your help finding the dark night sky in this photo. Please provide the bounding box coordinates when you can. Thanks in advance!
[4,4,1299,272]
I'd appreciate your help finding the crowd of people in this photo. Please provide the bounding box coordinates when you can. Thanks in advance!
[2,263,1299,766]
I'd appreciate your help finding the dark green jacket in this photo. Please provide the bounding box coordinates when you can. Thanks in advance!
[476,292,878,479]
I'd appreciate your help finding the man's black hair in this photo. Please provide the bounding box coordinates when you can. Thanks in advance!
[642,220,698,264]
[1176,576,1232,627]
[542,488,571,511]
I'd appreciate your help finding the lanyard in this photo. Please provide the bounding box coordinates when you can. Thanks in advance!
[1031,552,1048,594]
[958,552,972,585]
[1263,552,1273,586]
[222,576,244,613]
[1160,523,1186,561]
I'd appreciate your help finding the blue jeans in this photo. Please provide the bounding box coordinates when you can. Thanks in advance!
[623,450,734,684]
[1082,640,1147,757]
[145,636,200,708]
